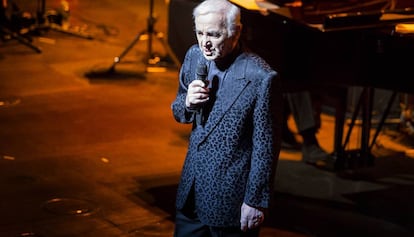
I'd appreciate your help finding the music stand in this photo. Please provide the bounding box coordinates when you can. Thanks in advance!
[107,0,180,73]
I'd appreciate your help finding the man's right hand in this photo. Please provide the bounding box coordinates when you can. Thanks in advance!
[186,80,210,108]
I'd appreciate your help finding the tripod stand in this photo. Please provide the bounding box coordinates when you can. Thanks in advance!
[0,25,42,53]
[108,0,180,72]
[1,0,41,53]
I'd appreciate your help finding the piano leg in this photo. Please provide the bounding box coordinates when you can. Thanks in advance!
[335,87,397,170]
[335,87,375,169]
[360,87,375,167]
[331,88,348,170]
[331,87,375,170]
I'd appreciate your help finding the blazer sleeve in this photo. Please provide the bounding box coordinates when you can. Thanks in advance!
[171,45,202,124]
[245,64,283,209]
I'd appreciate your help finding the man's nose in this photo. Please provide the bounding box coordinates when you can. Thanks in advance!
[205,41,212,48]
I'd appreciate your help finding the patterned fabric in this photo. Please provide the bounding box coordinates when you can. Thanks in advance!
[171,44,283,227]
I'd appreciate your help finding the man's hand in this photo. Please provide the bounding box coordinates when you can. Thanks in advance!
[185,80,210,108]
[240,202,264,231]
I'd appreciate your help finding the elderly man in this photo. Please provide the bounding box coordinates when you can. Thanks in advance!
[171,0,283,236]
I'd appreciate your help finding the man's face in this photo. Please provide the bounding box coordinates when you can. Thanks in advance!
[195,13,237,61]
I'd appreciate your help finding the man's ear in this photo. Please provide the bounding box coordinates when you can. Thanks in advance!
[235,24,242,39]
[236,24,243,33]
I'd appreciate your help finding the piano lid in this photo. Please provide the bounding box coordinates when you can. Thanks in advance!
[265,0,414,30]
[268,0,414,14]
[230,0,281,10]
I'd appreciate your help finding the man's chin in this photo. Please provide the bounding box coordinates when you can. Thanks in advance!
[203,54,216,61]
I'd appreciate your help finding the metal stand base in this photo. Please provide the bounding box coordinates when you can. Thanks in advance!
[35,23,93,40]
[108,0,180,73]
[1,25,42,53]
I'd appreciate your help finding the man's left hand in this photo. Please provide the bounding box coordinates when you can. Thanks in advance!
[240,202,264,231]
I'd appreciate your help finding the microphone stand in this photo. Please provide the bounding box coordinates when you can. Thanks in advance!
[107,0,180,73]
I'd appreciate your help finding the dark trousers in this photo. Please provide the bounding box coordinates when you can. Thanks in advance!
[174,210,260,237]
[174,187,260,237]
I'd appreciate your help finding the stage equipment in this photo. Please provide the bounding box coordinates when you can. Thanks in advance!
[108,0,180,73]
[0,0,42,53]
[34,0,93,40]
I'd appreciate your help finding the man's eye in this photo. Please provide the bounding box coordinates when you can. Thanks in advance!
[207,32,221,38]
[195,31,222,38]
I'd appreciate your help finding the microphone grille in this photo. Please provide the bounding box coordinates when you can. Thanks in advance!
[196,64,208,77]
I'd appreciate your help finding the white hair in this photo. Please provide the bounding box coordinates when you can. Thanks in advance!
[193,0,242,37]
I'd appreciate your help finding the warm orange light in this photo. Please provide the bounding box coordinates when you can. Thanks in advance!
[147,67,167,73]
[229,0,262,10]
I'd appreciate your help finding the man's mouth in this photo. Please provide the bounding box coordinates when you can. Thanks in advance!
[204,50,213,56]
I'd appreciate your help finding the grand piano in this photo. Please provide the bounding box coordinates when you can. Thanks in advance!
[167,0,414,170]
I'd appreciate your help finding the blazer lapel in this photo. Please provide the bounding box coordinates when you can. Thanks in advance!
[199,55,250,142]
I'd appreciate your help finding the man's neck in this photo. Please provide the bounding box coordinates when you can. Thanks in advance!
[214,44,241,70]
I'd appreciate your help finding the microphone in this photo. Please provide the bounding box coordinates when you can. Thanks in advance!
[195,63,208,126]
[196,63,208,84]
